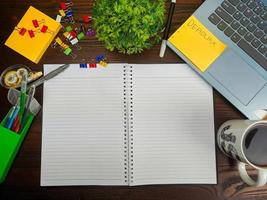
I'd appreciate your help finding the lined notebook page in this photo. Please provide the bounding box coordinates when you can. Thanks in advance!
[131,64,216,185]
[41,64,127,186]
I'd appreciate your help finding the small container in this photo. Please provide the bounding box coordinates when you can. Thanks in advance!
[0,88,41,183]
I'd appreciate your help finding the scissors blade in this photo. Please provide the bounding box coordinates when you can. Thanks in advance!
[28,64,70,89]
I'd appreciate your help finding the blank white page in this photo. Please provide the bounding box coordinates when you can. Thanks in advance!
[131,64,216,185]
[41,64,127,186]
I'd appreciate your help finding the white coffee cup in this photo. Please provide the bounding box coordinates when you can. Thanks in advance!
[217,120,267,186]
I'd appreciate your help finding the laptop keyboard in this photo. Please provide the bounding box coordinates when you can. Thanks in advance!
[208,0,267,70]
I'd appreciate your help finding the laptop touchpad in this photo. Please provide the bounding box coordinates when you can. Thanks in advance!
[208,49,266,105]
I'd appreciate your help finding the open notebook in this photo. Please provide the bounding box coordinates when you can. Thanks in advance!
[41,64,216,186]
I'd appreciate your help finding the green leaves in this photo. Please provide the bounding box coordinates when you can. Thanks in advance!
[93,0,165,55]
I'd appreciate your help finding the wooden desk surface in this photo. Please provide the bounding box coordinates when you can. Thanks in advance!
[0,0,266,199]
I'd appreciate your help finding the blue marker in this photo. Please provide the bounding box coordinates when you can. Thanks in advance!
[6,104,20,130]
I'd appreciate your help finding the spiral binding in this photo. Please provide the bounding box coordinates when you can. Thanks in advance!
[128,65,134,184]
[123,65,128,183]
[123,65,134,184]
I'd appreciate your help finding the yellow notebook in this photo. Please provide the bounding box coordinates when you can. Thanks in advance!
[168,15,226,72]
[5,6,61,64]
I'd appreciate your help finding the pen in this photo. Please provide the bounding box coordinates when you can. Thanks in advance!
[5,106,16,128]
[27,64,70,89]
[19,71,28,126]
[19,85,36,132]
[159,0,176,58]
[5,103,20,130]
[12,114,20,132]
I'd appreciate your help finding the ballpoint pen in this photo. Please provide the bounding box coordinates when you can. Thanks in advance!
[19,85,36,132]
[5,105,16,128]
[27,64,70,89]
[5,102,20,130]
[159,0,176,58]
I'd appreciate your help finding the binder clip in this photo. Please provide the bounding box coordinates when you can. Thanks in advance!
[86,28,96,37]
[83,15,92,24]
[89,63,97,68]
[65,25,72,32]
[60,2,73,10]
[70,38,81,50]
[96,54,108,68]
[65,9,75,24]
[39,25,54,34]
[77,32,85,40]
[57,0,75,24]
[51,37,77,59]
[59,9,66,17]
[99,60,108,68]
[32,19,45,28]
[56,15,62,23]
[80,62,87,69]
[80,59,87,69]
[63,31,81,50]
[88,58,97,68]
[96,55,105,62]
[28,30,36,38]
[80,24,86,34]
[15,27,27,36]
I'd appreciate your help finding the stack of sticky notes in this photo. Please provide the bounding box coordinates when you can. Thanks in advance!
[5,6,61,64]
[168,15,226,72]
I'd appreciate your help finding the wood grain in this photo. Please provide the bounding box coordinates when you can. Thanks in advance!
[1,0,266,200]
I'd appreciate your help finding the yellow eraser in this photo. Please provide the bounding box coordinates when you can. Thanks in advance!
[168,15,227,72]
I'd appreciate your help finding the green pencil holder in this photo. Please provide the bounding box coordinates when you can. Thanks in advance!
[0,88,41,184]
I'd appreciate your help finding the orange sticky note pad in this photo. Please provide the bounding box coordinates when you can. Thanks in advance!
[5,6,61,64]
[168,15,227,72]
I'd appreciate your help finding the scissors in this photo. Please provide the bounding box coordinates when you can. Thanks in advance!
[27,64,70,89]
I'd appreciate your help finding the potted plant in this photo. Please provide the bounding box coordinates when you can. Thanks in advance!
[93,0,165,55]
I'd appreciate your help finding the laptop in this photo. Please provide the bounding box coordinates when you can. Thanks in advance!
[167,0,267,119]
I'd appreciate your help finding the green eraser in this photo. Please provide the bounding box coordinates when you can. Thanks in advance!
[65,26,72,32]
[77,32,85,40]
[64,48,72,56]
